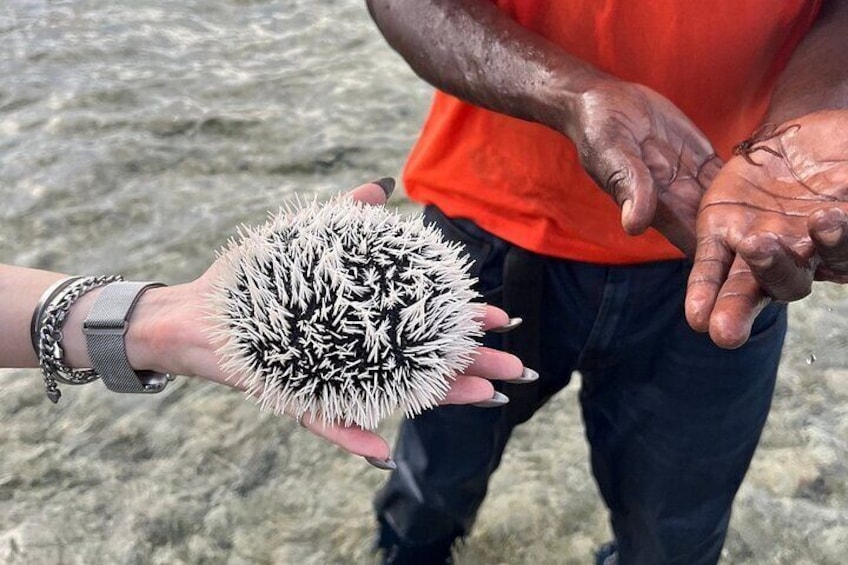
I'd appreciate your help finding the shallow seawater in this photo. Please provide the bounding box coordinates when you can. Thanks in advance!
[1,1,847,563]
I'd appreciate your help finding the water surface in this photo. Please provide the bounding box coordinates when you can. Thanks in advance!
[1,2,847,563]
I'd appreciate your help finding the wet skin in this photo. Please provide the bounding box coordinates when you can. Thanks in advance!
[368,0,848,349]
[686,110,848,348]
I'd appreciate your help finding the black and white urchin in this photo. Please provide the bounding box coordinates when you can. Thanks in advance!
[209,196,484,430]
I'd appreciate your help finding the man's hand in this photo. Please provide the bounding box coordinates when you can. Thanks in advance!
[685,110,848,348]
[567,78,722,257]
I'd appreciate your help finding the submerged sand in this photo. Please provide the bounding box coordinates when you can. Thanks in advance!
[1,285,847,564]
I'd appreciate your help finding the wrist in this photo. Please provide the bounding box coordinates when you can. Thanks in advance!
[30,276,185,401]
[532,63,612,141]
[122,281,216,380]
[61,283,175,373]
[122,284,182,375]
[60,286,104,369]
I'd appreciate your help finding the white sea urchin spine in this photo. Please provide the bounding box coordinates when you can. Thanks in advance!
[208,196,484,429]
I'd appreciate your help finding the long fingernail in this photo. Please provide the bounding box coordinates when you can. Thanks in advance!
[365,456,397,471]
[473,391,509,408]
[372,177,396,199]
[511,367,539,384]
[490,317,523,334]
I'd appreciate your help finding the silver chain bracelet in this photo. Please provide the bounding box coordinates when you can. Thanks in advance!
[33,275,124,403]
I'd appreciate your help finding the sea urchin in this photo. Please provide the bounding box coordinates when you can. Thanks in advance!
[209,196,483,429]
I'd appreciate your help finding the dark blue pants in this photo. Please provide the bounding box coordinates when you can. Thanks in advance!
[374,206,787,565]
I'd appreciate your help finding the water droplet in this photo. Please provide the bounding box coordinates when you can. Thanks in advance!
[807,353,817,365]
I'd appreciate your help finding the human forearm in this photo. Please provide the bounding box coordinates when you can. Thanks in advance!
[0,264,185,375]
[0,266,65,367]
[365,0,604,136]
[766,0,848,124]
[367,0,722,249]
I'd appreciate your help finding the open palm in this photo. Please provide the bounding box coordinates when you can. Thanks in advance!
[145,182,529,464]
[686,110,848,348]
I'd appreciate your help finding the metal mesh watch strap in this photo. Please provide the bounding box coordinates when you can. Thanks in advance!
[83,281,173,394]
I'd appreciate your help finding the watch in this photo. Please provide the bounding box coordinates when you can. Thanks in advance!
[83,281,175,394]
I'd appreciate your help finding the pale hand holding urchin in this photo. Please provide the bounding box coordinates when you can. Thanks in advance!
[208,196,484,430]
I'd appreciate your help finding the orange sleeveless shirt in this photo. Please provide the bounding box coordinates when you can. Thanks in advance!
[403,0,821,264]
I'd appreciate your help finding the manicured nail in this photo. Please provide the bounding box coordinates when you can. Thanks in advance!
[473,391,509,408]
[372,177,396,199]
[365,456,397,471]
[490,317,523,333]
[511,367,539,384]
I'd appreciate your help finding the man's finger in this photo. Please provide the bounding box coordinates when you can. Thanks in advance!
[650,174,702,257]
[695,154,723,188]
[739,232,814,302]
[685,234,734,332]
[810,207,848,280]
[588,143,657,235]
[708,255,771,349]
[609,149,657,235]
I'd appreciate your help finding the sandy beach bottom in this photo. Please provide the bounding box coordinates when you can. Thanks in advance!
[2,298,848,565]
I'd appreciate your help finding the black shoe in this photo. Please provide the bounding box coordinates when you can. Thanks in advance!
[377,518,456,565]
[380,543,455,565]
[595,541,618,565]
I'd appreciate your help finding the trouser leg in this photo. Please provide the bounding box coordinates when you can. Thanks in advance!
[374,207,584,562]
[577,261,787,565]
[375,402,517,562]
